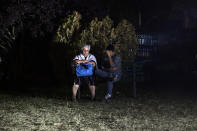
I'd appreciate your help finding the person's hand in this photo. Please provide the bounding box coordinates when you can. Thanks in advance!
[83,60,89,63]
[75,62,79,66]
[106,50,111,57]
[75,60,82,64]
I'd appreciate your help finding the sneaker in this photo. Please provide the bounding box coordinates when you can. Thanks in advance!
[103,94,111,103]
[105,94,111,99]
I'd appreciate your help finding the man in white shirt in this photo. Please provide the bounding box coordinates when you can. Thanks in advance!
[72,44,97,101]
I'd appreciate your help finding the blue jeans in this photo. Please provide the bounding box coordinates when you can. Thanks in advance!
[95,68,121,96]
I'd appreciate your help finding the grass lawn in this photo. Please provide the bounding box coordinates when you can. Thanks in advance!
[0,85,197,131]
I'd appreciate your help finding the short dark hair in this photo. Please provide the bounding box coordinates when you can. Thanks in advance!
[106,44,114,51]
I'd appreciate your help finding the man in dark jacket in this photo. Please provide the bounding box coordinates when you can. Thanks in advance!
[95,44,121,101]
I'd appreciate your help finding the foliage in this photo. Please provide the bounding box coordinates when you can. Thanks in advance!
[0,0,73,82]
[55,12,138,61]
[114,19,138,60]
[79,16,138,61]
[0,26,16,53]
[79,16,114,56]
[0,0,138,85]
[0,0,70,37]
[50,11,83,87]
[56,11,82,45]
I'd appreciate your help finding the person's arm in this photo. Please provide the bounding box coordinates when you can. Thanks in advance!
[106,51,118,71]
[73,55,85,65]
[75,59,89,64]
[75,60,96,67]
[88,54,97,67]
[108,56,118,70]
[89,61,96,67]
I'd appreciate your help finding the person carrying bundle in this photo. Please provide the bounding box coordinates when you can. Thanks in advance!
[72,44,97,102]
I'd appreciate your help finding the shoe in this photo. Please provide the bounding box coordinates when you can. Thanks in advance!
[91,97,96,101]
[103,94,111,103]
[72,97,77,102]
[105,94,111,99]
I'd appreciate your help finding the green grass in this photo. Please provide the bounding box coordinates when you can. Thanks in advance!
[0,88,197,131]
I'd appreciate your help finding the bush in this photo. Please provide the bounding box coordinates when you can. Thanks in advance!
[80,16,138,61]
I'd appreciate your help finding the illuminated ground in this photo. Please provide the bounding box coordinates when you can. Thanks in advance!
[0,86,197,131]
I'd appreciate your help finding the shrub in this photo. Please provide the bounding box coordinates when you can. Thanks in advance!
[79,16,138,61]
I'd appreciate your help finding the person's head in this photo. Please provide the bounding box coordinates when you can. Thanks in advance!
[81,44,90,57]
[106,44,115,56]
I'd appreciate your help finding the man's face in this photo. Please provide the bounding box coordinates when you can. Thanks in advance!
[83,47,89,57]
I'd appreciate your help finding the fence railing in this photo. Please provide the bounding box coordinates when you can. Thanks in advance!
[136,33,169,59]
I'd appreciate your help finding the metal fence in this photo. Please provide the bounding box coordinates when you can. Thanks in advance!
[136,33,167,59]
[122,32,169,97]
